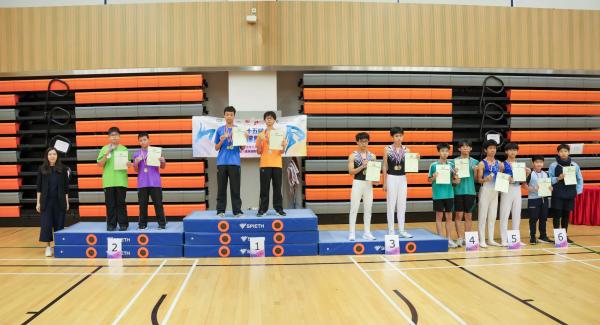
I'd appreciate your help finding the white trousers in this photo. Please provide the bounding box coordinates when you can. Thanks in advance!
[499,184,522,244]
[386,175,408,233]
[478,184,498,244]
[349,179,373,233]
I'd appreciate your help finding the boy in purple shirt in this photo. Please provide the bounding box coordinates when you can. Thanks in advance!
[133,132,167,229]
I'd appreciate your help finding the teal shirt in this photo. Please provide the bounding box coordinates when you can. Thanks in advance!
[428,160,455,200]
[453,157,479,196]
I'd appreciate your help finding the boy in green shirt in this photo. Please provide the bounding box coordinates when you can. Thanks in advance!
[428,143,457,248]
[96,127,131,231]
[452,140,479,247]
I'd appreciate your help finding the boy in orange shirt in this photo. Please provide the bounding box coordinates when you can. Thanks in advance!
[256,111,288,217]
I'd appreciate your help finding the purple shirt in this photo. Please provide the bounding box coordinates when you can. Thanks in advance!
[133,149,162,188]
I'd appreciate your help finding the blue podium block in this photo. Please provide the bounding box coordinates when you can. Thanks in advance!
[318,229,449,255]
[184,231,319,245]
[54,244,183,258]
[183,209,318,233]
[184,243,318,257]
[54,222,184,246]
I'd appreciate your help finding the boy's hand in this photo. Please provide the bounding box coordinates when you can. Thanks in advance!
[361,160,368,168]
[509,176,513,183]
[534,185,539,191]
[126,161,133,168]
[485,174,494,182]
[134,156,143,164]
[558,173,565,181]
[106,145,114,154]
[382,183,387,192]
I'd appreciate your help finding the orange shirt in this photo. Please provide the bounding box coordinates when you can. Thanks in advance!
[258,129,283,168]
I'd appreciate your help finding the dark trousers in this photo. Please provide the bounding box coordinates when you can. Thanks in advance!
[552,209,571,231]
[216,165,242,214]
[39,197,65,242]
[105,186,128,228]
[528,198,549,238]
[259,167,283,213]
[138,187,166,227]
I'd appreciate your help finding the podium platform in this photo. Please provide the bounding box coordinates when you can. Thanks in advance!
[183,209,319,258]
[318,229,449,255]
[54,222,184,258]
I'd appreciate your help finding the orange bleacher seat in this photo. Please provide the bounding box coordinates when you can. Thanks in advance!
[509,131,600,142]
[76,133,191,147]
[304,102,452,115]
[508,104,600,116]
[304,88,452,100]
[305,173,430,186]
[76,119,192,133]
[0,206,20,218]
[508,90,600,102]
[307,145,450,157]
[75,89,203,104]
[305,187,432,200]
[0,95,18,106]
[307,131,452,143]
[518,144,600,155]
[0,123,19,135]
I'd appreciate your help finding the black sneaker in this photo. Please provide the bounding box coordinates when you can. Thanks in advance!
[216,212,225,218]
[567,238,574,244]
[138,225,147,230]
[529,237,537,245]
[107,226,116,231]
[233,212,244,217]
[538,237,551,244]
[118,226,128,231]
[276,210,287,216]
[158,224,166,230]
[256,211,266,217]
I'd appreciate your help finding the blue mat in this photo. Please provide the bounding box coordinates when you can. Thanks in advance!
[54,222,183,246]
[54,245,183,258]
[183,209,318,233]
[185,231,318,245]
[184,243,318,257]
[318,229,449,255]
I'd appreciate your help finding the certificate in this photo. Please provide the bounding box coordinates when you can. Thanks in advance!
[563,166,577,185]
[456,158,471,178]
[268,129,284,150]
[365,161,381,182]
[537,178,552,197]
[495,172,510,193]
[405,153,419,173]
[512,162,526,182]
[146,146,162,167]
[113,151,129,170]
[436,164,451,185]
[232,127,247,146]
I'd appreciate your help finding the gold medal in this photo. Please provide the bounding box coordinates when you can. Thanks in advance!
[143,168,148,173]
[394,165,401,171]
[227,145,233,150]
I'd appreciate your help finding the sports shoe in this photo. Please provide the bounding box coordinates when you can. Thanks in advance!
[256,211,266,217]
[399,231,413,238]
[233,212,244,218]
[480,241,488,248]
[216,212,225,218]
[567,238,574,244]
[276,210,287,216]
[448,240,458,248]
[456,238,465,247]
[538,237,551,244]
[45,246,52,257]
[488,241,501,247]
[530,237,537,245]
[138,225,147,230]
[348,232,356,241]
[362,232,376,241]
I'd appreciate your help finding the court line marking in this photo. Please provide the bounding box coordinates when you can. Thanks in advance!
[381,255,467,325]
[349,256,415,325]
[112,259,167,325]
[161,259,198,325]
[0,272,187,276]
[542,249,600,271]
[365,257,600,272]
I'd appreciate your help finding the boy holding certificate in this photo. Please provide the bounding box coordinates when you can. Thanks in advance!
[499,143,531,246]
[347,132,378,241]
[382,127,412,238]
[256,111,287,217]
[476,140,504,247]
[452,140,478,247]
[133,132,166,229]
[214,106,247,217]
[549,144,584,243]
[527,155,552,245]
[428,143,457,248]
[96,127,131,231]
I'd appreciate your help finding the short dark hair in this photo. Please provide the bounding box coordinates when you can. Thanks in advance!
[108,127,120,135]
[263,111,277,120]
[557,144,570,152]
[531,155,545,163]
[482,139,498,150]
[436,142,451,151]
[390,127,404,137]
[457,140,472,148]
[355,132,370,142]
[504,142,519,151]
[138,132,149,139]
[224,106,236,115]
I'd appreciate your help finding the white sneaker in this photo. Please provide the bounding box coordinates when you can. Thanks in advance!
[480,241,488,248]
[388,230,396,236]
[399,231,413,238]
[520,242,527,246]
[362,232,376,241]
[45,246,52,257]
[501,241,508,247]
[456,238,464,247]
[348,232,356,241]
[448,240,458,248]
[488,241,501,247]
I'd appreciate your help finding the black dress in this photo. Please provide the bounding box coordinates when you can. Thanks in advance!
[37,166,69,242]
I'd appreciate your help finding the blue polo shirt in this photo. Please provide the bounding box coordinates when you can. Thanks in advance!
[214,125,241,166]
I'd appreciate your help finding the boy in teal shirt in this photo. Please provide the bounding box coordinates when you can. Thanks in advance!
[96,127,131,231]
[452,140,478,247]
[428,143,457,248]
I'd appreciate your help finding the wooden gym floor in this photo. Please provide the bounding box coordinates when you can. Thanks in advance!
[0,221,599,325]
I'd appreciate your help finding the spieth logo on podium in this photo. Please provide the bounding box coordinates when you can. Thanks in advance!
[239,223,265,230]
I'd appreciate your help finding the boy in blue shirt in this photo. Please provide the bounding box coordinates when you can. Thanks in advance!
[527,155,552,245]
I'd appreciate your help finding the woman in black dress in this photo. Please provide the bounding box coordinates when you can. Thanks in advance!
[36,147,69,257]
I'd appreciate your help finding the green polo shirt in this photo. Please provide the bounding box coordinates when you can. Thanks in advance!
[454,157,479,196]
[428,160,455,200]
[97,144,129,188]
